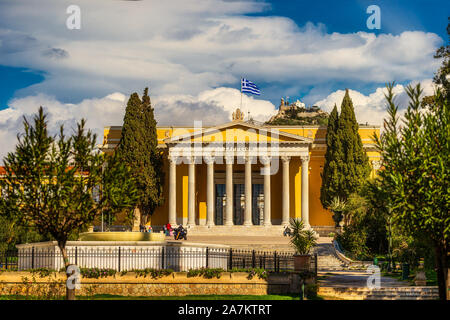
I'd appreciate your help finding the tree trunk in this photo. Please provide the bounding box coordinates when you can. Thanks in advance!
[58,242,76,300]
[434,244,448,300]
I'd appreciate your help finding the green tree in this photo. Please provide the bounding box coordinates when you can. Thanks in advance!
[375,83,449,300]
[0,215,45,252]
[336,182,391,261]
[117,88,164,225]
[335,90,371,201]
[433,17,450,99]
[320,104,341,207]
[0,107,138,299]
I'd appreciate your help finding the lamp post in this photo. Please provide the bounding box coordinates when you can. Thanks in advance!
[257,194,264,225]
[222,195,227,226]
[240,194,245,225]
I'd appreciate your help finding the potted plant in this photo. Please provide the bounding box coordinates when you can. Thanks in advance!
[288,218,318,271]
[328,197,346,229]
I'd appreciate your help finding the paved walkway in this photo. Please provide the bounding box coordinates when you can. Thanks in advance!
[319,270,408,288]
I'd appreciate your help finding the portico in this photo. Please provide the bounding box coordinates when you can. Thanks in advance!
[101,108,381,234]
[164,118,313,230]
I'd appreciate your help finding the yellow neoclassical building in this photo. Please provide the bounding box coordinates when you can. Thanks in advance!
[101,109,381,235]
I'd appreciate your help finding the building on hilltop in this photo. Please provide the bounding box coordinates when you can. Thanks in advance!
[268,98,329,126]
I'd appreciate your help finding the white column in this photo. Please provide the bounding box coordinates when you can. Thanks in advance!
[244,156,252,226]
[187,158,196,226]
[168,157,177,226]
[301,155,310,228]
[262,157,271,226]
[281,156,290,226]
[225,156,234,226]
[206,157,215,227]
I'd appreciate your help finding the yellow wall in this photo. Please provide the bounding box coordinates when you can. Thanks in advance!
[102,124,380,227]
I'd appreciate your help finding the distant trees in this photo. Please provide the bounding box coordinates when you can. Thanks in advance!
[320,90,371,211]
[0,107,138,299]
[116,88,164,226]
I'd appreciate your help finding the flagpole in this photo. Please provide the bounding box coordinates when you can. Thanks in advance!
[240,77,243,111]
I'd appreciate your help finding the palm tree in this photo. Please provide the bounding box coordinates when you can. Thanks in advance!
[288,218,318,255]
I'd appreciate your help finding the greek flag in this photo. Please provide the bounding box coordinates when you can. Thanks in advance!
[241,78,261,95]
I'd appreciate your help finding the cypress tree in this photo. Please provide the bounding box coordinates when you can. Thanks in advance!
[335,89,371,201]
[320,104,341,207]
[117,88,164,224]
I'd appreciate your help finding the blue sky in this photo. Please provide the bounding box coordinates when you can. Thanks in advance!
[0,0,448,159]
[1,0,448,109]
[251,0,449,39]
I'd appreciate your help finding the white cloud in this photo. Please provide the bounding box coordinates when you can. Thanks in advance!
[0,93,127,162]
[0,0,443,102]
[154,87,276,126]
[313,79,438,127]
[0,1,445,161]
[0,79,441,163]
[0,87,276,162]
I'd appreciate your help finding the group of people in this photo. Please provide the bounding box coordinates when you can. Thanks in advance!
[139,222,187,240]
[163,223,172,236]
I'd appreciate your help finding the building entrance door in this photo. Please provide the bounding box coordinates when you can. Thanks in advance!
[233,184,244,225]
[252,184,264,225]
[215,184,225,225]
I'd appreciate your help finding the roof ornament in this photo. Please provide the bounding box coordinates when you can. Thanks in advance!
[232,108,244,121]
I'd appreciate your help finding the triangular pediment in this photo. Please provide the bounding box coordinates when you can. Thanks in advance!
[164,120,312,144]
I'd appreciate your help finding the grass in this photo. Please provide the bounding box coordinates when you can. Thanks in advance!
[0,293,330,300]
[382,268,438,286]
[80,294,303,300]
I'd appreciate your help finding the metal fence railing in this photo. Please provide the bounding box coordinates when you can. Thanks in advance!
[0,248,317,275]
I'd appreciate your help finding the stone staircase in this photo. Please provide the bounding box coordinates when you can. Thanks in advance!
[318,286,439,300]
[187,225,285,237]
[314,242,349,271]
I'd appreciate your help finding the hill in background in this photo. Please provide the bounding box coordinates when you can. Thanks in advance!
[266,98,329,126]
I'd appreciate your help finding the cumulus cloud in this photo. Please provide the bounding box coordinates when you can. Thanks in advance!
[0,93,127,162]
[0,79,441,163]
[0,87,276,162]
[313,79,438,127]
[0,0,443,102]
[154,87,276,126]
[0,0,444,161]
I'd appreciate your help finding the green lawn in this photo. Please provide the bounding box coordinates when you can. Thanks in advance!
[0,293,327,300]
[382,269,438,286]
[80,294,302,300]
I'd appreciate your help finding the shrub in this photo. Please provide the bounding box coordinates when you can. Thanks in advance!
[80,268,117,279]
[187,268,224,279]
[304,283,318,299]
[132,268,174,279]
[288,218,318,255]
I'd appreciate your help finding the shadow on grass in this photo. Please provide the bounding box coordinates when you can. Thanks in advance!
[0,294,309,300]
[78,294,303,300]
